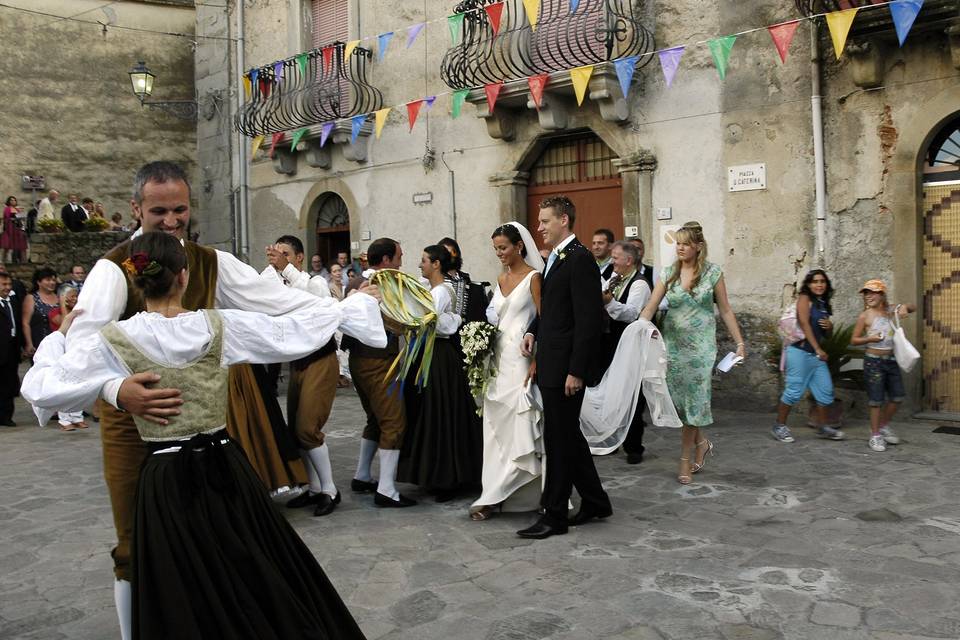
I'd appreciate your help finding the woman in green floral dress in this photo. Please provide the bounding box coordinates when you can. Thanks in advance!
[641,222,746,484]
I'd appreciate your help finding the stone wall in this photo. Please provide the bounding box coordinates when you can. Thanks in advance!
[6,231,129,283]
[0,0,197,226]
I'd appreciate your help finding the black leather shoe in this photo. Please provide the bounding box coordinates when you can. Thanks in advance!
[351,478,378,493]
[374,492,417,508]
[0,420,16,427]
[517,520,568,539]
[313,491,341,517]
[626,452,643,465]
[286,491,323,509]
[568,505,613,527]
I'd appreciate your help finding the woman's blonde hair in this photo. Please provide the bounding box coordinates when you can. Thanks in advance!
[665,221,708,291]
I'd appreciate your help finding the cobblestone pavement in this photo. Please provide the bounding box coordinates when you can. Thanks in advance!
[2,380,960,640]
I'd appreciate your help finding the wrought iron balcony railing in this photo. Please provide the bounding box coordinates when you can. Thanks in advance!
[441,0,655,90]
[796,0,959,40]
[235,42,383,137]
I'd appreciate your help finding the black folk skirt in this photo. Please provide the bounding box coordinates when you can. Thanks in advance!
[398,338,483,493]
[132,434,366,640]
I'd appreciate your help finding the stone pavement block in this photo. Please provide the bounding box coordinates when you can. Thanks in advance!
[810,601,862,628]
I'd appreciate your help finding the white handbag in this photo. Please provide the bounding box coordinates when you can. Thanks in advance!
[891,307,920,373]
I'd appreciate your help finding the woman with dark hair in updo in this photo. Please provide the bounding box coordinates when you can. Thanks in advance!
[398,244,483,501]
[22,231,381,640]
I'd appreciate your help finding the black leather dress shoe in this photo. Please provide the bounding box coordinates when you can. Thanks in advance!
[516,520,568,539]
[313,491,341,517]
[568,505,613,527]
[626,452,643,465]
[0,420,16,427]
[351,478,378,493]
[374,492,417,508]
[286,491,323,509]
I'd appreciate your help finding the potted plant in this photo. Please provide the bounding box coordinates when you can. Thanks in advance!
[37,218,65,233]
[83,216,110,232]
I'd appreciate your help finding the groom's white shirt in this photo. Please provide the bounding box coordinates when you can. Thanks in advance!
[544,234,576,277]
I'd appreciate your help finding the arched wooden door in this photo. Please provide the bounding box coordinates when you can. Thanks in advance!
[311,192,350,266]
[921,116,960,412]
[526,133,623,250]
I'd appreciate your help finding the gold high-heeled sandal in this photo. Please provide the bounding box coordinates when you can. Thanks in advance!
[678,457,692,485]
[691,439,714,474]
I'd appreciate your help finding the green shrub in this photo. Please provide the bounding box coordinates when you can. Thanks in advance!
[37,218,65,232]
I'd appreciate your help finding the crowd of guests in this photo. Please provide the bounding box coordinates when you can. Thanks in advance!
[0,189,137,265]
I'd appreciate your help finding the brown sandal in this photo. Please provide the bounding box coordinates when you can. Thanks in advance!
[72,422,89,430]
[59,424,77,432]
[469,505,497,521]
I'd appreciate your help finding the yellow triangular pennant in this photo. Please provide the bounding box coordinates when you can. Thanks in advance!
[345,40,361,60]
[242,75,252,99]
[522,0,540,31]
[825,8,859,59]
[374,107,391,139]
[251,134,265,157]
[570,65,594,106]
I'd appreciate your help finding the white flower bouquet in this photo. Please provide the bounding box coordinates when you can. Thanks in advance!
[459,321,498,415]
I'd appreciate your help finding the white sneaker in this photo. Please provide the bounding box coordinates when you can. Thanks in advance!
[868,435,886,452]
[879,426,900,444]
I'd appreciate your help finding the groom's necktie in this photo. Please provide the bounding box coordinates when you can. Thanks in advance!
[545,251,558,276]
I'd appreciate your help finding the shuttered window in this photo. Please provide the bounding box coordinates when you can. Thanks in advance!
[311,0,349,48]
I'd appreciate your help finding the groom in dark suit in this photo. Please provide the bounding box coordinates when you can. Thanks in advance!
[519,195,612,539]
[0,271,24,426]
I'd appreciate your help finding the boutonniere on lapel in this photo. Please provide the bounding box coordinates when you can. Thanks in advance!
[557,247,571,262]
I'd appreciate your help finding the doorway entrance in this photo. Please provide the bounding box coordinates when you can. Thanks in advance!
[921,115,960,413]
[526,133,623,251]
[311,192,350,269]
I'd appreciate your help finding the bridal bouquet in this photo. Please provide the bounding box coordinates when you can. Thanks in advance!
[460,321,498,415]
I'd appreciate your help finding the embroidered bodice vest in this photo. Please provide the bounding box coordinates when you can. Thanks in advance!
[99,310,229,442]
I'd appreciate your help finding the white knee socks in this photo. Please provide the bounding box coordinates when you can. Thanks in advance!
[377,449,401,500]
[114,579,132,640]
[300,450,323,495]
[354,438,378,482]
[306,444,337,497]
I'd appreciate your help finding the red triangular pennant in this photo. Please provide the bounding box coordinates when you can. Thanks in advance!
[527,74,549,109]
[269,132,285,158]
[768,20,800,64]
[259,77,271,98]
[484,2,505,35]
[322,46,334,73]
[484,81,504,113]
[406,100,424,132]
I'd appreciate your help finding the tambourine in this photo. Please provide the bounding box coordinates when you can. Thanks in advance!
[367,269,438,387]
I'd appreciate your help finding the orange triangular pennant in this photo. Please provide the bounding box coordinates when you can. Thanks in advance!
[485,2,505,35]
[484,81,504,113]
[768,20,800,64]
[528,74,549,109]
[406,100,424,132]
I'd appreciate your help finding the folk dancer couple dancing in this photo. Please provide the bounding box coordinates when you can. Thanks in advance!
[472,202,745,538]
[22,161,378,640]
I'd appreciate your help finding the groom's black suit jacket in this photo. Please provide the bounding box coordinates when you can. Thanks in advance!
[527,237,604,388]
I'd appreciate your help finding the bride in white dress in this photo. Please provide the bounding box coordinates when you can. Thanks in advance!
[470,222,546,521]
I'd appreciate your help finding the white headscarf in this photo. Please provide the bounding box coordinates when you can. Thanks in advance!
[503,221,545,272]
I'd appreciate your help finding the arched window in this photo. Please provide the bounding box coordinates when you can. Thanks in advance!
[314,192,349,230]
[924,116,960,182]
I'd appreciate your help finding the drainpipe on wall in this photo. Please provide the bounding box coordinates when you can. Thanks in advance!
[810,21,828,265]
[235,0,250,261]
[441,149,463,240]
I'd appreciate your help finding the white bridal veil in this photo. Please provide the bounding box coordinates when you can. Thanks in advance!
[505,221,545,273]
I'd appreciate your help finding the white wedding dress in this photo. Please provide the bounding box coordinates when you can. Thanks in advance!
[471,270,543,513]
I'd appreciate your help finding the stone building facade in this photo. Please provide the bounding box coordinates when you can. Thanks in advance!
[200,0,960,414]
[0,0,197,226]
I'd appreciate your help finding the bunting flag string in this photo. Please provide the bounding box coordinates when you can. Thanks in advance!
[522,0,540,31]
[319,122,334,147]
[451,89,469,118]
[570,0,580,12]
[406,22,425,48]
[768,20,800,64]
[296,53,307,75]
[350,115,366,144]
[407,100,424,131]
[527,74,549,109]
[890,0,924,46]
[377,32,394,61]
[269,132,285,158]
[708,35,737,80]
[374,108,391,138]
[344,40,360,60]
[259,77,271,98]
[484,81,504,113]
[249,68,259,87]
[448,13,465,45]
[425,96,437,110]
[322,46,334,73]
[242,75,252,99]
[825,8,859,59]
[273,61,284,83]
[614,56,638,98]
[251,134,265,157]
[290,127,310,150]
[658,46,684,87]
[485,2,505,35]
[570,65,594,106]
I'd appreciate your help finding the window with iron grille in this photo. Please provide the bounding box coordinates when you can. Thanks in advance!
[311,0,349,48]
[530,135,618,186]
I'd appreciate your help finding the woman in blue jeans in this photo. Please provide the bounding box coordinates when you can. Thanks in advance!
[772,270,840,442]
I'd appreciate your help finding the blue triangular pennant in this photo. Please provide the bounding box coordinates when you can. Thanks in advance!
[351,115,366,144]
[614,56,639,99]
[890,0,924,46]
[377,32,394,61]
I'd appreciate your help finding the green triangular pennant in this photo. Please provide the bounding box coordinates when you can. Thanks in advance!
[708,35,737,80]
[289,127,309,150]
[451,89,469,119]
[296,53,308,76]
[448,13,465,45]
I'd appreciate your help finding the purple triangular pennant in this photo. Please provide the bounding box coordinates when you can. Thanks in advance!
[424,96,437,110]
[658,46,685,88]
[320,122,335,147]
[406,22,425,48]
